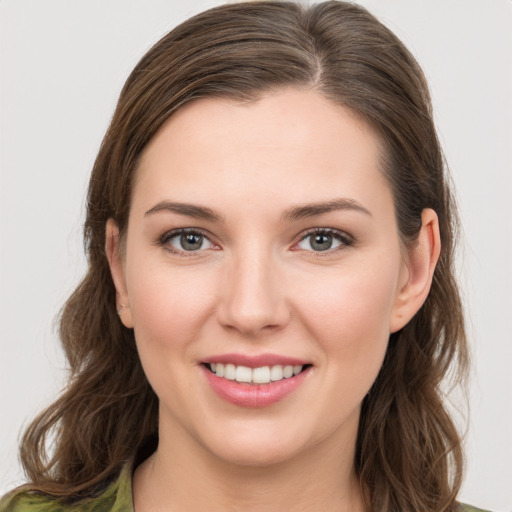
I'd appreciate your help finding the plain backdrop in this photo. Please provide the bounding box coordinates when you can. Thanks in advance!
[1,1,511,510]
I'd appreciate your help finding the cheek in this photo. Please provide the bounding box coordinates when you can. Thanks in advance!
[124,259,221,416]
[292,257,400,379]
[297,258,399,334]
[125,255,217,357]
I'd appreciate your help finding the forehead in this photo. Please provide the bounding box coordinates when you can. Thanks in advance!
[133,88,391,217]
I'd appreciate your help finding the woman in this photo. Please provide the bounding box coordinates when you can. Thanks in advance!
[0,1,491,511]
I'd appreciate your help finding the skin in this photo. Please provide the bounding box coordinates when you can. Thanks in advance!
[106,88,440,511]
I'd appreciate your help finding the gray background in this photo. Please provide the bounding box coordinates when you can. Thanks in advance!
[1,1,511,510]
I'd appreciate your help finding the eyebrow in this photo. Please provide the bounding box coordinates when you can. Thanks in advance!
[144,197,371,223]
[144,201,223,222]
[281,198,372,222]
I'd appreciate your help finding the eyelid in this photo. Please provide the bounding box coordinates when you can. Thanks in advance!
[155,226,354,257]
[292,227,354,253]
[157,227,219,256]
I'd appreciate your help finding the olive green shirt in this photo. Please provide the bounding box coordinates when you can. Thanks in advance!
[0,462,493,512]
[0,464,133,512]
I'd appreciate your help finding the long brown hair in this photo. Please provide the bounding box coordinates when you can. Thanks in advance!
[17,2,468,510]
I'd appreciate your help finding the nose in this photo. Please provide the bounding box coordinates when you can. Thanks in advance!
[216,246,290,338]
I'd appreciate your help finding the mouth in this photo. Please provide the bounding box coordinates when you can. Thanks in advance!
[203,362,311,385]
[200,355,313,408]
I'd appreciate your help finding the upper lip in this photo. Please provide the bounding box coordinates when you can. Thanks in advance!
[201,353,311,368]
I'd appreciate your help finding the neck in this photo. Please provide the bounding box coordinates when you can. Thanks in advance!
[133,417,365,512]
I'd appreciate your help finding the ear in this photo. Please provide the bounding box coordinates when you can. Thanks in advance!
[105,218,133,328]
[390,208,441,333]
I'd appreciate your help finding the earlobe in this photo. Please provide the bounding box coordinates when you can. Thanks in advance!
[390,208,441,333]
[105,219,133,328]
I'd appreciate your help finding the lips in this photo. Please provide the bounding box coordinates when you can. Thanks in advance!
[201,353,312,408]
[207,362,304,384]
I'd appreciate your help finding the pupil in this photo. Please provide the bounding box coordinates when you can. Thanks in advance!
[311,234,332,251]
[181,233,203,251]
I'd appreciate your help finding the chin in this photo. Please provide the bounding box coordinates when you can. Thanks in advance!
[197,418,323,469]
[210,439,303,468]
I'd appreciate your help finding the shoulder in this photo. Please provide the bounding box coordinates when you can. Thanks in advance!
[0,462,133,512]
[0,491,120,512]
[459,504,495,512]
[0,491,70,512]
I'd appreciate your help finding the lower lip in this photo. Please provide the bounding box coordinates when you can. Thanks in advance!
[201,366,311,408]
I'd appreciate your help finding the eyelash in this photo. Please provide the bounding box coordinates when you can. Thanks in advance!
[294,228,354,255]
[157,228,217,257]
[156,227,354,257]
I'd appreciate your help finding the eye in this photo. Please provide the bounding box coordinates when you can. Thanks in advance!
[295,229,352,252]
[161,229,215,253]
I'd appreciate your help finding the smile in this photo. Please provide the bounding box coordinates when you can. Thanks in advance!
[207,363,305,384]
[201,355,312,408]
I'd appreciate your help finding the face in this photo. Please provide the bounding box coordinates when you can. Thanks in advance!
[108,88,430,468]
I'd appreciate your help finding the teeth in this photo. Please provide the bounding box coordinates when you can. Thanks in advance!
[235,365,252,383]
[270,365,283,381]
[283,365,294,378]
[252,366,271,384]
[224,364,236,380]
[210,363,305,384]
